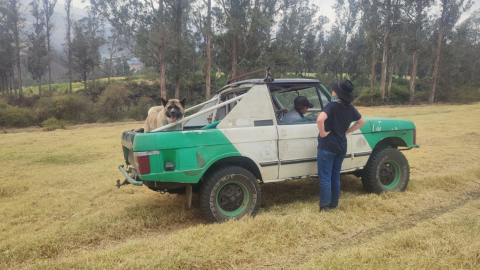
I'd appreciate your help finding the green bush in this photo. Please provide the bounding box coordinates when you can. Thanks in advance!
[96,83,132,121]
[353,87,384,106]
[55,95,96,123]
[35,97,58,122]
[84,80,108,101]
[353,83,411,106]
[36,95,95,124]
[448,86,480,104]
[42,117,67,131]
[414,91,430,103]
[6,94,41,108]
[126,97,154,121]
[0,99,8,109]
[0,105,37,127]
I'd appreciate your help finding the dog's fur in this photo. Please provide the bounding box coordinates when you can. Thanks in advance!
[144,98,186,133]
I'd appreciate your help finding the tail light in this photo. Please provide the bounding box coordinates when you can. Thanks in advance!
[413,129,417,145]
[134,151,159,175]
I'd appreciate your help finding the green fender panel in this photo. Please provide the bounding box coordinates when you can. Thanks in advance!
[360,117,417,149]
[133,130,241,183]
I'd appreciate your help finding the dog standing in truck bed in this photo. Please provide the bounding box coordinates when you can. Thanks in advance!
[144,98,186,133]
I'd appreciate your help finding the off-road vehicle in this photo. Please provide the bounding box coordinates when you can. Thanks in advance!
[118,68,419,222]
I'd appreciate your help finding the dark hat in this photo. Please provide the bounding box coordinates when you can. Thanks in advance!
[294,96,314,108]
[330,79,355,103]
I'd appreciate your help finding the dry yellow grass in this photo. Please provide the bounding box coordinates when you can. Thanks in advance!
[1,103,480,269]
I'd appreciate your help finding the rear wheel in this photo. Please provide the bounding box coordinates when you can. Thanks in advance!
[361,147,410,194]
[199,166,261,222]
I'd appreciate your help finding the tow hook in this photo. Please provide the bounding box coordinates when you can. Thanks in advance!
[117,165,143,187]
[116,179,130,188]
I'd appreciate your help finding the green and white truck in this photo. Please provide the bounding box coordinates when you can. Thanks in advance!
[118,72,419,222]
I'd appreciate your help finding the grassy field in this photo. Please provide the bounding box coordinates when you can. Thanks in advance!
[1,103,480,269]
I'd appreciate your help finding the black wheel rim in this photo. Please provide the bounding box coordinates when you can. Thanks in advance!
[379,161,397,186]
[217,183,245,212]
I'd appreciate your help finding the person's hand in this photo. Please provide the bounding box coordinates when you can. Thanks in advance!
[320,131,331,138]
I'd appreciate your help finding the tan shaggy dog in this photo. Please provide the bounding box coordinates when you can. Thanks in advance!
[144,98,186,133]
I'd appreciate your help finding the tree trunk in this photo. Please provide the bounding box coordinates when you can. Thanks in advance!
[160,52,166,99]
[66,0,73,93]
[93,67,96,91]
[205,0,211,100]
[429,24,443,104]
[409,49,419,104]
[387,61,395,97]
[83,72,87,91]
[174,0,182,99]
[158,0,166,99]
[108,56,113,84]
[38,78,42,97]
[175,77,180,99]
[409,0,423,104]
[231,34,237,78]
[370,39,377,92]
[380,0,391,101]
[47,26,52,92]
[13,72,17,97]
[14,22,22,96]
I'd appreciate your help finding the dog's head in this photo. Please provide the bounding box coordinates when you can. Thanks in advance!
[161,98,186,122]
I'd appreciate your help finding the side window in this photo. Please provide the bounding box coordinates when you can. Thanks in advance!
[318,83,331,105]
[183,97,218,128]
[274,86,323,125]
[214,87,249,122]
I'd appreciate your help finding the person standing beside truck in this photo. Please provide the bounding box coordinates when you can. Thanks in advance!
[316,79,366,212]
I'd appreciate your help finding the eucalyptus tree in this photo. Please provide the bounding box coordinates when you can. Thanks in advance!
[205,0,212,99]
[403,0,433,104]
[429,0,472,103]
[0,0,16,95]
[65,0,73,93]
[361,0,381,91]
[42,0,56,92]
[6,0,24,96]
[215,0,280,77]
[333,0,360,79]
[71,11,105,91]
[94,0,169,99]
[164,0,194,98]
[26,0,47,96]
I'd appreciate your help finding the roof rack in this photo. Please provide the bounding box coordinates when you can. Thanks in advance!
[226,67,274,85]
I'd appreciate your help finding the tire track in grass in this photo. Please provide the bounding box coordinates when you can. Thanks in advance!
[251,187,480,269]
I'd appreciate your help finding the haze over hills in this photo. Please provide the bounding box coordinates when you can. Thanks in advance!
[21,0,112,56]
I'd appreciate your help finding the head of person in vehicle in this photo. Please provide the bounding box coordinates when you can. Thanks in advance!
[281,96,314,123]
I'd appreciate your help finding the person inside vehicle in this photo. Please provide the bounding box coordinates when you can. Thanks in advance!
[281,96,314,123]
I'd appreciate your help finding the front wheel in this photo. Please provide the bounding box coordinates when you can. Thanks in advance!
[361,147,410,194]
[199,166,261,222]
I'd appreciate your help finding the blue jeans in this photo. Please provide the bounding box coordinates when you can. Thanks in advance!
[317,149,346,208]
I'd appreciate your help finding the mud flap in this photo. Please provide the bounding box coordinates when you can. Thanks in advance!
[186,184,192,208]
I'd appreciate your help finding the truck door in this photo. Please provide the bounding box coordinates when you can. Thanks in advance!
[274,84,352,179]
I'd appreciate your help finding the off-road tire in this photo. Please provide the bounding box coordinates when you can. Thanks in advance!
[199,166,261,222]
[361,147,410,194]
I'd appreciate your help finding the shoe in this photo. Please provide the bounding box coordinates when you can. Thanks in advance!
[328,205,337,210]
[319,206,331,212]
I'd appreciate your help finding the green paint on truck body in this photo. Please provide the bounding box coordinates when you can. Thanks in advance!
[122,129,241,183]
[360,117,418,149]
[121,118,417,184]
